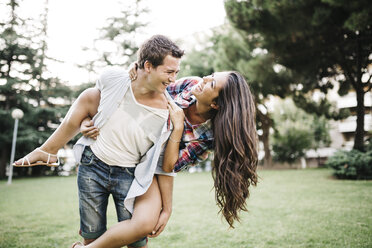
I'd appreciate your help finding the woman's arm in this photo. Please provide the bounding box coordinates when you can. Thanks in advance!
[148,174,174,237]
[162,100,184,172]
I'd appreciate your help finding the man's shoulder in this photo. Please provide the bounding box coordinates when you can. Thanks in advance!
[100,66,129,81]
[97,66,129,90]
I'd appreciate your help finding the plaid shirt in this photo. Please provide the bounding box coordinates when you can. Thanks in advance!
[167,77,214,172]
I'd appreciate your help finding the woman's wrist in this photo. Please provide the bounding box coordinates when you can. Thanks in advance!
[169,136,181,143]
[173,124,184,131]
[169,130,182,143]
[162,205,172,214]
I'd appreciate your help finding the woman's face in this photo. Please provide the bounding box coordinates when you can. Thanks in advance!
[191,71,230,107]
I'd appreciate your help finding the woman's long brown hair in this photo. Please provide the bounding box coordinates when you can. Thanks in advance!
[211,71,258,228]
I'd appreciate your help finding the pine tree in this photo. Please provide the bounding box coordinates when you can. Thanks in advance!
[0,0,73,178]
[80,0,149,72]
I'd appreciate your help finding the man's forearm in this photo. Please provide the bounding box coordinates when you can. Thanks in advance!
[157,174,174,213]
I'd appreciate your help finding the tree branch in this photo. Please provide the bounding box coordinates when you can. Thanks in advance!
[365,82,372,93]
[364,74,372,93]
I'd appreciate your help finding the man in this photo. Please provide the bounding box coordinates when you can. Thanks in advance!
[15,35,184,248]
[74,35,184,247]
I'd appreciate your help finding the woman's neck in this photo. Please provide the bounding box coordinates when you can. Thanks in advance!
[184,102,212,125]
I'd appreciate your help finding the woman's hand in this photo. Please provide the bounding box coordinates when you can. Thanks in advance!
[168,100,184,132]
[80,117,99,140]
[148,210,172,238]
[128,62,138,81]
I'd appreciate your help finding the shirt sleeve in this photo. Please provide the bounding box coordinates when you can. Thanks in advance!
[95,67,128,92]
[154,149,177,176]
[173,139,213,172]
[167,77,201,97]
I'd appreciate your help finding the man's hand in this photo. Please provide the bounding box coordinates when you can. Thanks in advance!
[80,118,99,140]
[148,210,172,238]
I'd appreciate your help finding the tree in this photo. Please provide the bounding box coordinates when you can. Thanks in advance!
[80,0,148,72]
[225,0,372,151]
[177,25,294,166]
[0,0,73,178]
[271,99,330,164]
[311,115,332,165]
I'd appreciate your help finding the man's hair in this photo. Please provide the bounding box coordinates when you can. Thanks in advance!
[137,35,184,69]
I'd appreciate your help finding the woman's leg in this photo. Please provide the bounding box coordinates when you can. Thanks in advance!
[83,176,162,248]
[14,88,100,165]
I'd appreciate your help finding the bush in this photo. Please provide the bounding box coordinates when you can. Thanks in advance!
[326,146,372,180]
[272,128,312,164]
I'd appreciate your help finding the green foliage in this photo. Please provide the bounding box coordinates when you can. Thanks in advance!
[178,34,215,78]
[311,115,332,149]
[0,0,75,178]
[272,99,331,164]
[80,0,148,72]
[326,148,372,180]
[272,128,313,164]
[225,0,372,150]
[326,137,372,179]
[292,92,349,120]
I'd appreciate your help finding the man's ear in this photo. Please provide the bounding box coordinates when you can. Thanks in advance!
[144,60,153,73]
[211,102,219,110]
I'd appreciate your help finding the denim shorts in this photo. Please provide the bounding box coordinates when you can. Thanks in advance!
[77,146,147,247]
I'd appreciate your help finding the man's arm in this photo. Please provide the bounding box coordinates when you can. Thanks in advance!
[44,87,101,149]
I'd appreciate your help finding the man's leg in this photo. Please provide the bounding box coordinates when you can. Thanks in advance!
[14,88,100,165]
[77,147,110,244]
[83,177,162,248]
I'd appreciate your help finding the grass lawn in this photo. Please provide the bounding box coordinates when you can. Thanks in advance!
[0,168,371,248]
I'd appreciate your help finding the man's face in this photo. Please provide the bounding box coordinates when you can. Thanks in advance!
[147,55,181,93]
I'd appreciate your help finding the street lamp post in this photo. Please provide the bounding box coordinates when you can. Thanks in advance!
[7,109,24,185]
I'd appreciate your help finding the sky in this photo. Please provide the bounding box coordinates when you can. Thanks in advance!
[16,0,227,85]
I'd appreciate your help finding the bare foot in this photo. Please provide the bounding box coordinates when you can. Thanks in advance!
[14,147,58,166]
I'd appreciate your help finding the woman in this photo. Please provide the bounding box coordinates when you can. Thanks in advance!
[15,70,258,248]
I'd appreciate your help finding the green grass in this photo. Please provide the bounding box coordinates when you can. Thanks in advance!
[0,169,371,248]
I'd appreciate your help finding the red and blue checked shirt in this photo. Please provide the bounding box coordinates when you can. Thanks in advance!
[166,77,214,172]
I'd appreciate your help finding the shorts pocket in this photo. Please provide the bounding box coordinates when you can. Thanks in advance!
[124,167,135,176]
[80,147,94,166]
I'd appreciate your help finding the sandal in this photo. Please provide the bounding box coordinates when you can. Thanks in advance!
[13,147,60,167]
[70,241,84,248]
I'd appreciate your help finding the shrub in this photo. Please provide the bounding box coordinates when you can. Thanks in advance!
[272,128,312,164]
[326,146,372,180]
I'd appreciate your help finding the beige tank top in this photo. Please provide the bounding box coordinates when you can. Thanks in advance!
[91,84,168,167]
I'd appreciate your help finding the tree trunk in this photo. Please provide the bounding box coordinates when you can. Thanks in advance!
[353,34,365,152]
[261,114,272,167]
[353,86,365,151]
[0,148,8,179]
